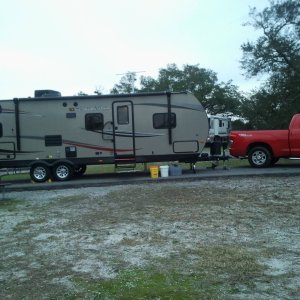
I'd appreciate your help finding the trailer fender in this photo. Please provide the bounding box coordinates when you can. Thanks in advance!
[29,159,75,168]
[51,159,75,168]
[29,160,52,168]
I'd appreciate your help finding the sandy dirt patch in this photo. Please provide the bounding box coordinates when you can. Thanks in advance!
[0,176,299,299]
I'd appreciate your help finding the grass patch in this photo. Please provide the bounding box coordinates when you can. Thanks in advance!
[0,199,25,211]
[56,195,85,205]
[86,165,115,174]
[50,245,264,299]
[64,269,219,300]
[194,246,264,287]
[0,173,30,181]
[13,218,46,233]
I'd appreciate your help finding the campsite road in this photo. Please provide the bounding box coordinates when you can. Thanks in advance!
[3,160,300,192]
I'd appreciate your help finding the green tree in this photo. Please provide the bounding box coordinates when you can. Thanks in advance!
[241,0,300,128]
[77,91,88,96]
[111,72,137,94]
[139,64,242,115]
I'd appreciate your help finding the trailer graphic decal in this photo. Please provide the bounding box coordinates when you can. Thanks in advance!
[98,130,164,138]
[0,108,43,117]
[1,136,135,154]
[135,103,205,112]
[0,148,40,154]
[63,140,134,153]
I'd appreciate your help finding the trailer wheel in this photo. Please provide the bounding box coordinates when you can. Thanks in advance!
[53,163,74,181]
[248,146,271,168]
[30,164,51,183]
[74,165,87,176]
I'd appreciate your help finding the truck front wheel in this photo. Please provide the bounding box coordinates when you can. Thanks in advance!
[248,146,272,168]
[30,164,51,183]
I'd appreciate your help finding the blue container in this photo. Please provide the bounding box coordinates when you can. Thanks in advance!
[169,165,182,176]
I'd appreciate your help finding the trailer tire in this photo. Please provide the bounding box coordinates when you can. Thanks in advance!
[30,164,51,183]
[74,165,86,176]
[53,163,74,181]
[248,146,272,168]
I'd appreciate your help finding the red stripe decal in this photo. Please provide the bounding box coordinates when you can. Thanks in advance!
[63,140,133,152]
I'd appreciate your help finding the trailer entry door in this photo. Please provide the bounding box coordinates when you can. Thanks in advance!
[113,101,135,159]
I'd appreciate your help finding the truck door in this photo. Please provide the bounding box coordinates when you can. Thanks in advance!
[289,122,300,156]
[112,101,135,158]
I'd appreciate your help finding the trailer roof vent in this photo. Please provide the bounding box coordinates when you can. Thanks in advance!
[34,90,61,98]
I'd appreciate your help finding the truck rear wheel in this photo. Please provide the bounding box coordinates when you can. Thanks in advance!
[53,163,74,181]
[248,146,271,168]
[270,158,279,166]
[30,164,51,183]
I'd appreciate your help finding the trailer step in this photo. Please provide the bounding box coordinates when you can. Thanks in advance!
[114,157,136,172]
[114,163,137,172]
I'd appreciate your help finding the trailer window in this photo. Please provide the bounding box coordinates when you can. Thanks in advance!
[85,113,104,130]
[0,123,2,137]
[117,106,129,125]
[153,113,176,129]
[45,135,62,146]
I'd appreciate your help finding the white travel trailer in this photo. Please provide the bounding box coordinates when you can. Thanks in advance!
[0,91,209,182]
[207,114,231,144]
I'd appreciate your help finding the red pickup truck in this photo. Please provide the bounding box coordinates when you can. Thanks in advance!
[229,114,300,167]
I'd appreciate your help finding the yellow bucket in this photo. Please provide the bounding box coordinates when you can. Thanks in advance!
[149,165,159,178]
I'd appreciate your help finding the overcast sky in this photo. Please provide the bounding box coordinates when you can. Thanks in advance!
[0,0,270,99]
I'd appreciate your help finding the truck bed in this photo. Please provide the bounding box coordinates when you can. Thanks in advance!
[230,130,290,157]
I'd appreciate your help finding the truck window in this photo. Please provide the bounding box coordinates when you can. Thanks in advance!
[117,106,129,125]
[153,113,176,129]
[85,113,104,130]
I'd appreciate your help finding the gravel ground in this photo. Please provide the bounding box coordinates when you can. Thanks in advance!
[0,176,299,299]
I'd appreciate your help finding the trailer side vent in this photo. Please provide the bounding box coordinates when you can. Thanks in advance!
[45,135,62,147]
